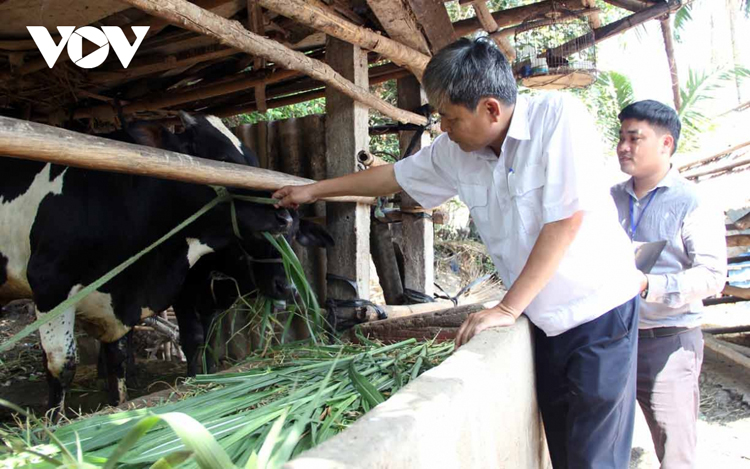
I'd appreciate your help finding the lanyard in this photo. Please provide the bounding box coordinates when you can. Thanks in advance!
[629,188,659,241]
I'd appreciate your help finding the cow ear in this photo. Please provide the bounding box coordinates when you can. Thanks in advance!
[126,122,164,149]
[295,219,335,248]
[178,110,198,128]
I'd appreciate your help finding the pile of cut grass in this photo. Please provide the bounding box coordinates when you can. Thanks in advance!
[1,339,452,469]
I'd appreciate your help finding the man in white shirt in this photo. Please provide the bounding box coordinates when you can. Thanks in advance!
[274,38,643,468]
[611,100,727,468]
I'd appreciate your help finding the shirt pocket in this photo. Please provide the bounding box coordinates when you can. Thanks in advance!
[508,165,545,235]
[458,183,493,236]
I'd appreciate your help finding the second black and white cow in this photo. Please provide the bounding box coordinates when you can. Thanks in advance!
[174,214,334,376]
[0,113,292,413]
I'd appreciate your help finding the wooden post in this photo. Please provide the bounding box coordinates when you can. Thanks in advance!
[325,38,371,303]
[371,218,405,305]
[660,15,681,111]
[398,76,434,297]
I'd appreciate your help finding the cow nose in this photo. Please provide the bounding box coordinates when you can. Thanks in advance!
[276,210,293,230]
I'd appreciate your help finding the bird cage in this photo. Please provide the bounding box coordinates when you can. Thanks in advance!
[513,4,597,90]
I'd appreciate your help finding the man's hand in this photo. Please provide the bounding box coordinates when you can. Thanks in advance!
[454,303,520,349]
[639,272,649,293]
[272,184,318,209]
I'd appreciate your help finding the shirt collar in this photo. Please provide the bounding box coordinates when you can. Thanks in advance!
[625,165,678,198]
[506,95,530,142]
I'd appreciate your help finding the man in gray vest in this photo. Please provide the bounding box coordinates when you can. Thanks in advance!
[611,100,727,468]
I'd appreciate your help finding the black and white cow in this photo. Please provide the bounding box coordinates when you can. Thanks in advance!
[0,112,293,413]
[174,214,334,377]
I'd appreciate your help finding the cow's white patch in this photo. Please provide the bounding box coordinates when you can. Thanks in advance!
[0,164,66,303]
[36,304,76,379]
[205,115,243,155]
[70,285,131,343]
[186,237,214,267]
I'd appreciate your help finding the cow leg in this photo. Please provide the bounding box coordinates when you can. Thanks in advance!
[175,306,205,378]
[125,331,138,388]
[101,334,129,406]
[36,306,76,416]
[201,312,218,374]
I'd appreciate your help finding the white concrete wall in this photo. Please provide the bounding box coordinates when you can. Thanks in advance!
[285,316,550,469]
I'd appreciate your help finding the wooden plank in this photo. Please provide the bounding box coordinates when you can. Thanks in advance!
[366,0,431,55]
[727,235,750,247]
[352,302,488,343]
[407,0,457,52]
[723,285,750,300]
[119,0,428,125]
[470,1,516,60]
[258,0,430,79]
[0,0,128,37]
[704,333,750,372]
[398,75,434,297]
[0,116,374,204]
[325,37,371,303]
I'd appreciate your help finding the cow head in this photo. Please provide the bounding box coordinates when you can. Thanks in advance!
[123,116,293,237]
[247,217,334,301]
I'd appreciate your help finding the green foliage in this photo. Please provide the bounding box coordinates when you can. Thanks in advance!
[673,4,693,43]
[571,70,634,150]
[237,98,326,125]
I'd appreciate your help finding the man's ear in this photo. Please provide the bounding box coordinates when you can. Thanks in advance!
[662,133,675,155]
[483,98,504,123]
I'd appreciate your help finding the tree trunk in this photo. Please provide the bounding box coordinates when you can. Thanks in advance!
[660,15,681,111]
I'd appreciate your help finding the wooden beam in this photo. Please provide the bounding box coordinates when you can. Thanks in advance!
[75,68,299,119]
[208,64,412,117]
[704,333,750,372]
[119,0,428,125]
[601,0,651,11]
[683,153,750,180]
[546,0,681,59]
[453,0,592,37]
[325,37,371,303]
[87,46,239,84]
[366,0,431,55]
[0,116,374,204]
[398,75,434,297]
[702,325,750,335]
[248,0,268,112]
[727,235,750,247]
[470,1,516,61]
[257,0,430,80]
[723,285,750,300]
[407,0,457,52]
[678,140,750,172]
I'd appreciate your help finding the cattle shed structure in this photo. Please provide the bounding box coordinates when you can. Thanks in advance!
[0,0,682,309]
[0,1,700,466]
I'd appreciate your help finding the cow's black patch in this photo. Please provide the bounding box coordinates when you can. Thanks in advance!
[0,252,8,286]
[0,158,47,203]
[49,164,66,180]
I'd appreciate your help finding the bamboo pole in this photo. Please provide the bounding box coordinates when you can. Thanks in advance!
[601,0,651,11]
[257,0,430,80]
[678,140,750,172]
[119,0,428,125]
[0,116,374,204]
[702,325,750,335]
[683,153,750,180]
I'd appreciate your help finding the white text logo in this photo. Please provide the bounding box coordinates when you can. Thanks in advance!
[27,26,150,69]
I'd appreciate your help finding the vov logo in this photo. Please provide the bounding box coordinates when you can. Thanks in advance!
[27,26,150,69]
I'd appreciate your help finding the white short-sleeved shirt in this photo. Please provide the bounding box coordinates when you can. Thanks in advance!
[394,92,642,336]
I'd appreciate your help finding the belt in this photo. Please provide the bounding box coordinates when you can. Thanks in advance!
[638,326,692,339]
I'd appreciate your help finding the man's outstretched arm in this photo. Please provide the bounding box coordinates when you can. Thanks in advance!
[273,164,402,209]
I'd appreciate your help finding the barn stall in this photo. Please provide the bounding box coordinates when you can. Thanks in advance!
[0,0,697,467]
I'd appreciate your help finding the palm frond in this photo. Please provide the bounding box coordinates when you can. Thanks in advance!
[673,4,693,42]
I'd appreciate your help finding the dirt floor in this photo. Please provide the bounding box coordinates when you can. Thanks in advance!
[0,302,185,423]
[630,303,750,468]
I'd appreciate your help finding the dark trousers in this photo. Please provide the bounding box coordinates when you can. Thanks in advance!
[637,328,703,468]
[535,297,639,469]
